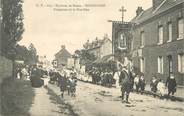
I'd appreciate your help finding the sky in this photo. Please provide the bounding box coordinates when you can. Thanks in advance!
[19,0,152,60]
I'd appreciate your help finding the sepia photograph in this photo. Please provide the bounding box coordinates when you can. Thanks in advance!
[0,0,184,116]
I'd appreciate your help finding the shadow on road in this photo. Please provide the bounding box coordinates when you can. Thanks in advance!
[45,87,79,116]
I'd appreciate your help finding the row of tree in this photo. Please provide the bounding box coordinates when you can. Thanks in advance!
[1,0,24,58]
[1,0,38,65]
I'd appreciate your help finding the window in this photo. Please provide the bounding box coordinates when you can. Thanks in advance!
[177,18,184,39]
[168,56,173,73]
[140,31,145,47]
[140,58,145,73]
[158,26,164,44]
[178,54,184,73]
[158,56,164,74]
[167,22,172,42]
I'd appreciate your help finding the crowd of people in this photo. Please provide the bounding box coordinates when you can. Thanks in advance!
[16,65,31,80]
[88,68,115,87]
[150,73,177,98]
[49,70,78,98]
[15,63,178,103]
[16,65,78,98]
[87,65,177,103]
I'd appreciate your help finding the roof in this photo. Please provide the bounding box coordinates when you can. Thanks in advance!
[55,48,71,59]
[131,0,184,24]
[84,37,112,50]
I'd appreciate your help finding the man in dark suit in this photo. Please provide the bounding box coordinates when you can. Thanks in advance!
[166,73,177,96]
[119,67,131,103]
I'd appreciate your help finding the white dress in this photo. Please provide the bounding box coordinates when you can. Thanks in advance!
[157,82,167,96]
[113,72,120,88]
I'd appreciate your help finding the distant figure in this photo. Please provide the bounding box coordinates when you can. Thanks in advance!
[113,71,121,88]
[43,71,49,87]
[166,73,177,96]
[59,74,67,98]
[134,75,140,92]
[21,67,28,80]
[16,67,22,79]
[150,76,158,97]
[70,77,77,97]
[157,79,167,98]
[150,76,158,92]
[139,75,146,94]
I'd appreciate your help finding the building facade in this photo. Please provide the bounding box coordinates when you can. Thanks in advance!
[38,55,51,69]
[131,0,184,84]
[54,45,71,69]
[83,35,112,59]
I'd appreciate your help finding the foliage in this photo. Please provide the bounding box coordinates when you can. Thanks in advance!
[74,49,97,65]
[15,43,38,65]
[1,0,24,58]
[27,43,38,64]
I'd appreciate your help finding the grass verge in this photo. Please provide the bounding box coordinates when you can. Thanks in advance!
[1,78,35,116]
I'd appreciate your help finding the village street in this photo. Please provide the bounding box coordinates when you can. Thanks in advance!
[29,81,184,116]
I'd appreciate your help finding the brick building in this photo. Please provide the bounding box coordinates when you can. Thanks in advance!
[131,0,184,84]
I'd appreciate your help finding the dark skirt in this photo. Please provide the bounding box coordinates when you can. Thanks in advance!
[60,86,66,91]
[121,82,131,93]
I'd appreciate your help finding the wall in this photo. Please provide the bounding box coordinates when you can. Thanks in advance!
[0,55,13,84]
[100,39,112,58]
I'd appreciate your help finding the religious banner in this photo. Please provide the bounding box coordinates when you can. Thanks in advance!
[111,21,132,60]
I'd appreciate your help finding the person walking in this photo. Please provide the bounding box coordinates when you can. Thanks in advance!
[166,73,177,96]
[59,74,67,98]
[119,67,131,104]
[139,74,146,94]
[134,75,140,93]
[157,79,167,98]
[70,77,77,97]
[16,67,22,79]
[21,67,28,80]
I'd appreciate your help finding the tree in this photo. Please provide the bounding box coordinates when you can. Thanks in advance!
[27,43,38,65]
[1,0,24,58]
[74,49,96,66]
[15,44,28,61]
[14,44,38,65]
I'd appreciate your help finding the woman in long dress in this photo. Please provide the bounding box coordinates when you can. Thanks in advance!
[113,71,121,88]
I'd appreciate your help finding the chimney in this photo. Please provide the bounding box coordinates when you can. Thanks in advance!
[136,7,144,16]
[152,0,165,9]
[95,37,98,41]
[61,45,65,49]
